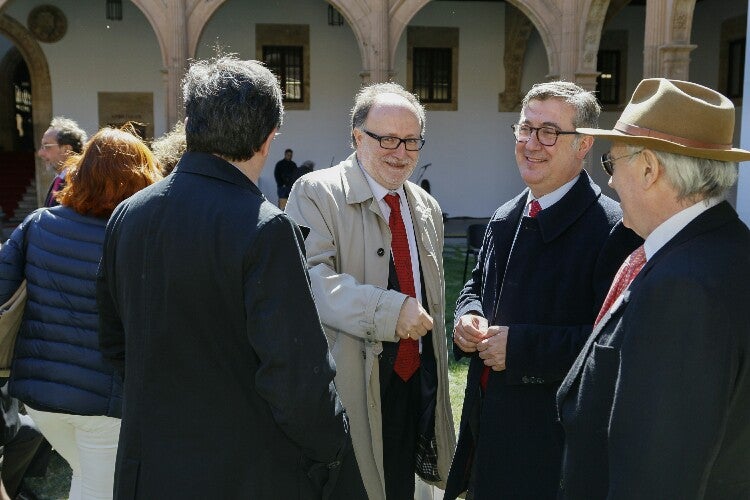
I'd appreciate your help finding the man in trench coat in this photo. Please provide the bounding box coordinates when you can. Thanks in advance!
[286,82,455,500]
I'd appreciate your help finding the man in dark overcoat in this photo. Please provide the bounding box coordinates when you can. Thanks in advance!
[557,78,750,499]
[96,55,365,499]
[445,81,639,499]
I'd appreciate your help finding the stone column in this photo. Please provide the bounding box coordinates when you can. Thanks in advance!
[735,0,750,225]
[361,0,390,84]
[165,0,188,128]
[644,0,696,78]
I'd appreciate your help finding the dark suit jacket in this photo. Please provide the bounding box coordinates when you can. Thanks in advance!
[97,152,365,499]
[445,171,640,499]
[557,201,750,500]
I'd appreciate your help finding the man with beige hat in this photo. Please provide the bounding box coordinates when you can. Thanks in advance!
[556,78,750,499]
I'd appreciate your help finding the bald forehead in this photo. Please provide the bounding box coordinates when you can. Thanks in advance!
[370,93,419,117]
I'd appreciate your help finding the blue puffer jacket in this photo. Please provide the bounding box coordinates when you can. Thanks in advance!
[0,206,122,418]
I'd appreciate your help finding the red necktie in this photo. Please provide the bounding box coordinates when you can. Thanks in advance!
[480,199,543,391]
[594,245,646,327]
[384,193,420,382]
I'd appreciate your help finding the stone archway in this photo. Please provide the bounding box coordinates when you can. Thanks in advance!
[0,13,52,208]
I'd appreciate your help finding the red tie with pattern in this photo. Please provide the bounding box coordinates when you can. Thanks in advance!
[384,193,420,382]
[480,199,542,391]
[594,245,647,327]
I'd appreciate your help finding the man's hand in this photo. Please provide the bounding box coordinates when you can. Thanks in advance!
[453,314,495,353]
[476,326,509,370]
[395,297,433,340]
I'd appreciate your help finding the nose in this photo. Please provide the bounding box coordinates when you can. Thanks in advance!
[391,141,409,158]
[523,131,543,150]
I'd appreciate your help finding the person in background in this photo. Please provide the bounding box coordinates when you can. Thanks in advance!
[274,148,297,209]
[557,78,750,499]
[445,81,639,499]
[0,127,162,499]
[97,55,365,499]
[151,120,186,175]
[286,82,456,500]
[37,117,87,207]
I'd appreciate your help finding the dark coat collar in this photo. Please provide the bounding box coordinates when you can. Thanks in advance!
[532,170,602,243]
[173,151,263,197]
[638,200,737,279]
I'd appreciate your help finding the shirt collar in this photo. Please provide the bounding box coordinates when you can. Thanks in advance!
[644,196,721,260]
[525,174,579,212]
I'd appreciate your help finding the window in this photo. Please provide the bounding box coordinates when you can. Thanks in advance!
[596,30,628,109]
[727,38,745,99]
[263,46,303,102]
[256,24,310,110]
[596,50,621,105]
[407,27,459,111]
[413,48,452,103]
[719,16,746,105]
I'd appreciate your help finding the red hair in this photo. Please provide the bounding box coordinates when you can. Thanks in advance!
[58,127,162,217]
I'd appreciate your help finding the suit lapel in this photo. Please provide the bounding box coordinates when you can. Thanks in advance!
[557,202,739,411]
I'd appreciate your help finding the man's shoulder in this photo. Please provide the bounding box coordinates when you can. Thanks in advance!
[294,162,347,193]
[490,190,527,221]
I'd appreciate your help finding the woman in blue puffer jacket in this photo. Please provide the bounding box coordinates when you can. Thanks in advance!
[0,127,162,499]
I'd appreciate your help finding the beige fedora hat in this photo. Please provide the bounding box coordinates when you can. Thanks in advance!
[577,78,750,162]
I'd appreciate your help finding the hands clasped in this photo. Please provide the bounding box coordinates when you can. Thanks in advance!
[453,313,509,371]
[395,297,433,340]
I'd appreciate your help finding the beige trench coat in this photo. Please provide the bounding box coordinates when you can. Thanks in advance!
[286,154,456,500]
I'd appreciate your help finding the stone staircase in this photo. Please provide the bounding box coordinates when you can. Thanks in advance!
[2,179,38,239]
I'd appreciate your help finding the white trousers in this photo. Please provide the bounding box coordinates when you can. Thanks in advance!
[26,407,120,500]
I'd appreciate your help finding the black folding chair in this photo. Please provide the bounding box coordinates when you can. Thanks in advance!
[463,223,486,282]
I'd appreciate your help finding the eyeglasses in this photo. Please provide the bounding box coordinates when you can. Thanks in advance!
[601,150,643,176]
[362,129,425,151]
[39,143,59,150]
[511,124,578,146]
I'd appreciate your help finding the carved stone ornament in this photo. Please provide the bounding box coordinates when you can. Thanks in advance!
[27,5,67,43]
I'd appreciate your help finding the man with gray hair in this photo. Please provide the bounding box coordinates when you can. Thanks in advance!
[557,78,750,498]
[445,81,639,499]
[38,116,87,206]
[97,55,364,499]
[286,82,455,500]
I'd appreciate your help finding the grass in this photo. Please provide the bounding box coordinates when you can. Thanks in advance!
[28,244,474,498]
[443,243,470,431]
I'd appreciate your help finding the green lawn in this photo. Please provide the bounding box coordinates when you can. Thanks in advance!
[443,244,470,431]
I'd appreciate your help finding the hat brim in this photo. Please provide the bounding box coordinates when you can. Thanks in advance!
[577,127,750,163]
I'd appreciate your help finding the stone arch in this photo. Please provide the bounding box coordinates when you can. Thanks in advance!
[328,0,387,82]
[186,0,230,58]
[579,0,610,74]
[0,13,52,207]
[503,0,558,79]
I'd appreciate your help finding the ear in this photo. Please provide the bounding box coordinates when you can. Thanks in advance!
[639,149,661,189]
[258,128,277,158]
[575,135,595,160]
[352,128,364,148]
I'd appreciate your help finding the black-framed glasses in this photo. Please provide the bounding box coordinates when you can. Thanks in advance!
[601,150,643,176]
[363,129,425,151]
[511,124,578,146]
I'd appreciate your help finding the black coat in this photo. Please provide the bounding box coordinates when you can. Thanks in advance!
[97,152,364,499]
[445,171,640,499]
[557,201,750,499]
